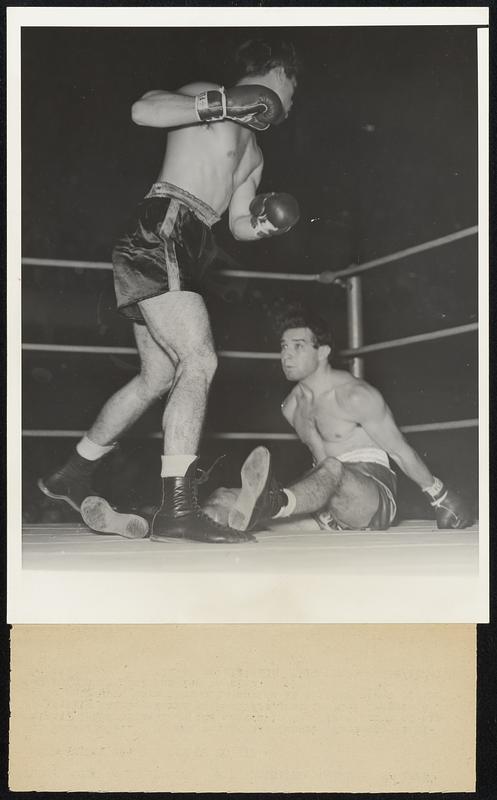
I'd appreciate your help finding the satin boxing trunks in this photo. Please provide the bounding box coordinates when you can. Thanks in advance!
[314,447,398,531]
[113,182,221,324]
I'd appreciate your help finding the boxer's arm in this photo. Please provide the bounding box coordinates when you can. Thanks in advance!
[228,161,267,241]
[336,383,435,489]
[131,82,219,129]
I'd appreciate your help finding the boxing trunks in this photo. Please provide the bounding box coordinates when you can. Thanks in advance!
[314,447,397,531]
[113,182,221,324]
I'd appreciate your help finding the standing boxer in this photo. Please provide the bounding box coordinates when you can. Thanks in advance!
[39,39,301,543]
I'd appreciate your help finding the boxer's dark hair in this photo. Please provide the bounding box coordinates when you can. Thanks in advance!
[233,38,301,82]
[274,303,334,359]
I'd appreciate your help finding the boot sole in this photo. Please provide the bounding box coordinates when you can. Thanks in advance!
[228,446,271,531]
[81,496,149,539]
[37,478,81,513]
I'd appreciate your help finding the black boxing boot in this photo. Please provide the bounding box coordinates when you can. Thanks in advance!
[38,451,101,512]
[150,460,256,543]
[228,446,288,531]
[39,452,149,539]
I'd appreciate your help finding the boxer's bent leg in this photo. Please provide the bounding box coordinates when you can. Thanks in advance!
[290,458,380,529]
[38,320,175,516]
[86,323,176,446]
[77,324,177,537]
[138,291,217,455]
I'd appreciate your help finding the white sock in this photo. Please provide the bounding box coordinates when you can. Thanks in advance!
[273,489,296,519]
[161,454,197,478]
[76,435,115,461]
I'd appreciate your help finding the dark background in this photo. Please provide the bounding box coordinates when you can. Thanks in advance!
[21,26,479,522]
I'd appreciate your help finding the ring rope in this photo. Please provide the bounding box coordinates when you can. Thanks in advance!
[319,225,478,281]
[22,419,478,440]
[340,322,478,356]
[21,225,477,283]
[22,229,477,447]
[22,321,477,360]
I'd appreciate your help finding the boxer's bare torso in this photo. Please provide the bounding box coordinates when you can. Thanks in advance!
[282,372,382,464]
[157,82,263,216]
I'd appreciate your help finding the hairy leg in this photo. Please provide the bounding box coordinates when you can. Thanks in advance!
[138,291,217,454]
[87,323,176,445]
[290,458,380,529]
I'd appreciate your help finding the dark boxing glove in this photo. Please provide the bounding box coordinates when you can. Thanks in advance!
[195,85,284,131]
[249,192,300,237]
[423,477,473,529]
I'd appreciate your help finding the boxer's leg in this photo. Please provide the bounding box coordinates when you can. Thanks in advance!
[138,291,217,456]
[290,458,380,530]
[229,448,380,531]
[87,323,176,445]
[140,291,254,543]
[78,325,177,538]
[38,323,175,515]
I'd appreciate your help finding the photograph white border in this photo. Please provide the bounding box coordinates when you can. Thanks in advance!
[7,7,489,623]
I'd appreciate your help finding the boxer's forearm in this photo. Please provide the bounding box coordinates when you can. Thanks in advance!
[131,92,198,128]
[229,214,267,241]
[390,445,434,490]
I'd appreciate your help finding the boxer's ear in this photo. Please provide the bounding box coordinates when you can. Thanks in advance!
[318,344,331,362]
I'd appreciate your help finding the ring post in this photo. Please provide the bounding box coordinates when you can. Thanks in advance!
[346,275,364,378]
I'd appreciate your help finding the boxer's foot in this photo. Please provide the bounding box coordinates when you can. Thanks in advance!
[81,496,149,539]
[229,446,285,531]
[38,452,100,512]
[150,462,255,543]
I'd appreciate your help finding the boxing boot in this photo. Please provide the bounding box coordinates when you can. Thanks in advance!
[150,460,255,543]
[38,451,100,512]
[228,446,287,531]
[39,452,149,539]
[80,496,149,539]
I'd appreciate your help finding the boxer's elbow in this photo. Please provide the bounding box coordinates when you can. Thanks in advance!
[131,100,154,126]
[229,216,254,241]
[229,219,243,241]
[131,101,146,125]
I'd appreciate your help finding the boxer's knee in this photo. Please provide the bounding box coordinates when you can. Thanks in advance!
[319,457,344,483]
[138,369,173,401]
[178,346,218,384]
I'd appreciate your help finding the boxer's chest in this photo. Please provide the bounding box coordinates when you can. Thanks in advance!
[292,394,359,444]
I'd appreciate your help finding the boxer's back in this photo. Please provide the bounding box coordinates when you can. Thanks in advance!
[157,82,263,215]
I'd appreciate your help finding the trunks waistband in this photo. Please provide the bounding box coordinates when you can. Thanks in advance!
[335,448,391,469]
[145,182,221,228]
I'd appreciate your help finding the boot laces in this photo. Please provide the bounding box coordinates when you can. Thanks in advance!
[193,454,226,486]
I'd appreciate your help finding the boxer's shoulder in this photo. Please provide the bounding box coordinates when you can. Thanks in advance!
[334,378,384,419]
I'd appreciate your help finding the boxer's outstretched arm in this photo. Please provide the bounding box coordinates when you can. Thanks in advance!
[336,383,435,489]
[131,82,218,129]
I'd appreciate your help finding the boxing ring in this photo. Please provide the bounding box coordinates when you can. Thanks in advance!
[21,225,479,575]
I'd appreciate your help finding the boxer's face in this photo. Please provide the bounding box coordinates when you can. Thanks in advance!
[280,327,319,381]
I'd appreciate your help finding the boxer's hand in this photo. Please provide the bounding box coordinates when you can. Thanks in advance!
[423,477,473,529]
[195,85,284,130]
[249,192,300,237]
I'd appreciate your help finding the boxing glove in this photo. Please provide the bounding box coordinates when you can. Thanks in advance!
[423,477,473,529]
[195,85,284,131]
[249,192,300,237]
